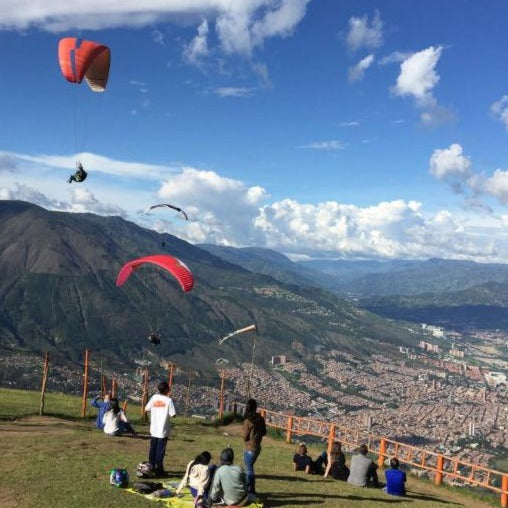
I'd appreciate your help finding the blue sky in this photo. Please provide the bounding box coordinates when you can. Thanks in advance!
[1,0,508,262]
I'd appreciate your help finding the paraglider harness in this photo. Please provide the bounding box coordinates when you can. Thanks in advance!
[68,163,88,183]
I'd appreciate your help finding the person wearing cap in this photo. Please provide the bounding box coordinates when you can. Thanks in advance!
[208,448,249,507]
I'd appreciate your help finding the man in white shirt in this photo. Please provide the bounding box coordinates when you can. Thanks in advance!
[145,381,176,476]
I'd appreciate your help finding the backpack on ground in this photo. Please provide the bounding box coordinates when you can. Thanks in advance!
[136,461,154,478]
[132,481,164,494]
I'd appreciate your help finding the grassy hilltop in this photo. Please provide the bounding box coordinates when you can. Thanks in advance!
[0,389,498,508]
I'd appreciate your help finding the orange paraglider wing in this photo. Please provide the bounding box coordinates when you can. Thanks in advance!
[116,254,194,292]
[58,38,110,92]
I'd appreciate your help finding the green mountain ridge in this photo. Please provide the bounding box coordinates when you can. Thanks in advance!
[361,281,508,330]
[0,201,421,379]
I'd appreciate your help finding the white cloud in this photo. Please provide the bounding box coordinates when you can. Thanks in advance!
[251,61,272,88]
[0,1,309,61]
[429,143,508,207]
[429,143,472,181]
[217,0,310,57]
[0,153,17,173]
[348,54,375,83]
[0,182,124,216]
[339,121,360,127]
[378,51,412,65]
[183,19,209,65]
[213,87,254,98]
[301,140,345,151]
[393,46,442,107]
[491,95,508,130]
[68,187,125,215]
[157,167,268,245]
[4,149,508,262]
[3,151,174,180]
[345,11,383,52]
[483,170,508,205]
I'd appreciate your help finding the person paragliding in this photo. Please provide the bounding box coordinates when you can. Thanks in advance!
[67,162,88,183]
[148,332,161,345]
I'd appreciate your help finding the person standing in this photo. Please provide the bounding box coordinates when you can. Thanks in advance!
[145,381,176,476]
[242,398,266,495]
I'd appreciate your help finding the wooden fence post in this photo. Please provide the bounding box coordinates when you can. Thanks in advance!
[168,363,175,391]
[501,474,508,508]
[378,438,387,469]
[39,352,50,416]
[233,402,237,416]
[327,423,336,454]
[141,367,149,421]
[286,415,293,444]
[435,454,444,485]
[111,378,117,399]
[81,349,90,418]
[219,370,225,420]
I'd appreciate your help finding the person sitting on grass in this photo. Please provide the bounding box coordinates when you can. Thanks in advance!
[91,392,111,430]
[384,458,406,496]
[324,442,349,481]
[102,398,137,436]
[176,451,216,501]
[347,444,379,488]
[208,448,249,507]
[293,444,314,474]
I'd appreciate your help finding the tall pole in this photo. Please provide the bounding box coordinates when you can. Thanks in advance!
[111,378,117,399]
[184,369,192,417]
[168,362,175,392]
[219,370,226,420]
[247,334,257,399]
[81,349,90,418]
[39,352,50,416]
[141,367,149,421]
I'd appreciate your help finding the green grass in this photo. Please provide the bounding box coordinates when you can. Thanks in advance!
[0,388,500,508]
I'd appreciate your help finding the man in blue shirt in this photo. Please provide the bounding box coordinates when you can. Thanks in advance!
[385,458,406,496]
[90,393,111,430]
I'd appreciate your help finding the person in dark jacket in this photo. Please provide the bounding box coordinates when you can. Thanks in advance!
[90,392,111,430]
[67,162,88,183]
[242,398,266,495]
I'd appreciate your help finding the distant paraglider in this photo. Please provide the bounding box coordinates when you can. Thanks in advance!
[148,332,161,345]
[116,254,194,292]
[144,204,189,221]
[219,324,257,345]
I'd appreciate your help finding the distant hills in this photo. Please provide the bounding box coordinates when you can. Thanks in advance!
[301,258,508,297]
[360,281,508,331]
[0,201,421,378]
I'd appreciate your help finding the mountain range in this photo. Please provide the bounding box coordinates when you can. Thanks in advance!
[0,201,420,378]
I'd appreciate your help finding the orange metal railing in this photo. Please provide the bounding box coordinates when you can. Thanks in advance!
[234,402,508,507]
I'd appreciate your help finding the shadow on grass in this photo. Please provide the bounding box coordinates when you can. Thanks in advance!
[257,474,316,483]
[406,492,460,504]
[258,492,408,506]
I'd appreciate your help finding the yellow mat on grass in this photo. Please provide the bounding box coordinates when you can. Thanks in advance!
[125,480,263,508]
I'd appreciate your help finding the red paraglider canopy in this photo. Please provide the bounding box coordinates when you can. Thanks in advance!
[58,37,111,92]
[116,254,194,292]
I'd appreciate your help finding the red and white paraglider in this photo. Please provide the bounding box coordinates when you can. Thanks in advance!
[116,254,194,292]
